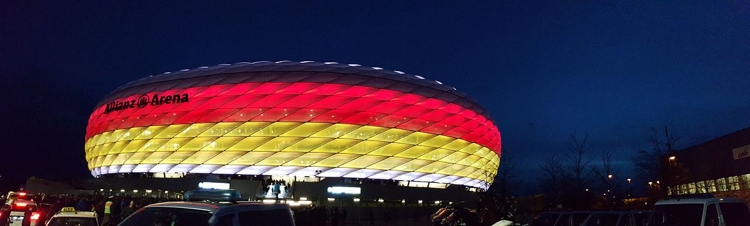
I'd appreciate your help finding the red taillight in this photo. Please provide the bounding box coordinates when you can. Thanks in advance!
[18,192,26,197]
[15,203,27,207]
[30,213,40,220]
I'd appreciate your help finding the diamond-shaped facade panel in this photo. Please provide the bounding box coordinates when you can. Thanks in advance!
[85,61,502,189]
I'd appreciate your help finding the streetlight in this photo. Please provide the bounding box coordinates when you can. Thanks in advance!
[667,156,677,193]
[607,174,614,203]
[626,178,632,197]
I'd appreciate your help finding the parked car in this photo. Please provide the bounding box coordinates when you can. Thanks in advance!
[118,189,295,226]
[532,211,591,226]
[581,210,650,226]
[647,194,750,226]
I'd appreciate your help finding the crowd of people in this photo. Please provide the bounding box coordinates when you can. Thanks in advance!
[430,196,525,226]
[261,179,292,199]
[291,204,349,226]
[25,193,181,226]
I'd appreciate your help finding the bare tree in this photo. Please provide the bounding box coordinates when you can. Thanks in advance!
[563,133,595,193]
[594,150,618,192]
[540,154,566,206]
[491,154,523,198]
[632,127,680,195]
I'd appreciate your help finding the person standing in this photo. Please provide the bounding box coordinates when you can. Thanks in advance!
[120,200,136,221]
[273,182,281,199]
[331,207,339,226]
[368,209,374,226]
[101,197,113,226]
[341,209,347,226]
[76,196,88,211]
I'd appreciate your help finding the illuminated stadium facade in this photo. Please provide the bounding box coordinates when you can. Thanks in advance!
[84,61,501,192]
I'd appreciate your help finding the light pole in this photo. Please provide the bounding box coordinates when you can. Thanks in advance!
[627,178,632,197]
[667,156,676,194]
[605,174,614,206]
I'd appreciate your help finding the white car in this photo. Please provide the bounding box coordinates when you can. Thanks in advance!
[648,194,750,226]
[2,193,42,226]
[45,207,98,226]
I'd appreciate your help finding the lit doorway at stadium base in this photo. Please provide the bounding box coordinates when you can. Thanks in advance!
[258,175,297,200]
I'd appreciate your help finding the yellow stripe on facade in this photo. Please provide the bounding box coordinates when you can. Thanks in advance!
[85,122,500,182]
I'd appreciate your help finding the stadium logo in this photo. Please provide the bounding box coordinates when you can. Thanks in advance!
[104,94,189,113]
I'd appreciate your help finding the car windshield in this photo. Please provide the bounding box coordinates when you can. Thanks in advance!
[583,213,620,226]
[119,207,212,226]
[572,212,590,226]
[648,204,703,226]
[531,213,560,226]
[632,212,650,226]
[47,217,98,226]
[9,194,34,200]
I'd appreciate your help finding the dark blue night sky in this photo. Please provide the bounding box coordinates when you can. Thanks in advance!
[2,2,749,192]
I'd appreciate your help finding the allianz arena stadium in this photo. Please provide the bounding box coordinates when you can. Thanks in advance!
[84,61,501,191]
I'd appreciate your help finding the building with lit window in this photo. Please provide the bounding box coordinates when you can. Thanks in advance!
[666,127,750,200]
[82,61,501,206]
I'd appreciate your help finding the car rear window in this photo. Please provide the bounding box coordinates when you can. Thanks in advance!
[583,213,619,226]
[237,209,294,226]
[648,204,703,226]
[531,213,560,226]
[119,207,212,226]
[572,212,590,226]
[719,203,750,226]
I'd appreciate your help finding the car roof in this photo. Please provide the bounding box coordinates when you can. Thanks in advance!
[218,202,291,212]
[143,202,222,212]
[53,211,97,218]
[655,197,747,205]
[540,211,592,214]
[588,211,627,215]
[143,201,291,214]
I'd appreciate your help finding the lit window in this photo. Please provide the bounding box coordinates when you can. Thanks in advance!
[706,180,717,193]
[717,178,727,192]
[728,176,740,191]
[688,183,696,194]
[696,181,706,193]
[742,174,750,190]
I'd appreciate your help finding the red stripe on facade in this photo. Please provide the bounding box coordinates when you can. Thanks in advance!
[87,82,501,153]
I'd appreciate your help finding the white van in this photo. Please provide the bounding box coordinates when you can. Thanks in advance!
[647,194,750,226]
